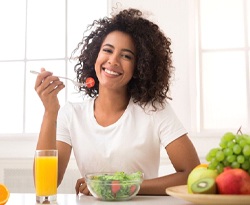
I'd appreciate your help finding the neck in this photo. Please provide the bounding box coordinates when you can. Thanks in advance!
[93,88,130,127]
[95,87,130,113]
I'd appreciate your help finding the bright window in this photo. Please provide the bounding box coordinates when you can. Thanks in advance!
[1,0,250,137]
[197,0,250,132]
[0,0,107,134]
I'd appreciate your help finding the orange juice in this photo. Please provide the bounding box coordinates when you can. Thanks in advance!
[35,155,58,196]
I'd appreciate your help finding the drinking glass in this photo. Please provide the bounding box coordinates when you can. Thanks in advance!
[35,150,58,204]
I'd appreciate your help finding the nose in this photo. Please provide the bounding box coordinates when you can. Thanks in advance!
[108,54,119,67]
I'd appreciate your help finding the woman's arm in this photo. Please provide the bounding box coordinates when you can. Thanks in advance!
[139,134,200,195]
[57,141,72,186]
[33,68,71,186]
[35,68,64,150]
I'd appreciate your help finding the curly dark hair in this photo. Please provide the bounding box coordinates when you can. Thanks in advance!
[72,8,174,110]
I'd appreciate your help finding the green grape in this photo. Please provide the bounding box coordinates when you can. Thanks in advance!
[233,144,242,155]
[242,134,250,144]
[223,148,233,156]
[206,152,214,162]
[241,160,250,170]
[208,162,216,170]
[231,161,240,168]
[239,139,247,148]
[226,155,236,163]
[215,150,225,161]
[206,148,220,161]
[222,159,230,167]
[227,141,235,149]
[216,163,224,174]
[236,155,245,164]
[235,134,242,143]
[209,148,220,156]
[219,140,227,149]
[210,157,219,168]
[243,145,250,156]
[222,132,235,142]
[206,132,250,171]
[206,154,212,162]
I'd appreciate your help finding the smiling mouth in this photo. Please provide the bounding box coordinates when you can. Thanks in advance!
[103,68,121,76]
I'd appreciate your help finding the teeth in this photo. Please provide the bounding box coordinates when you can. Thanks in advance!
[104,68,120,76]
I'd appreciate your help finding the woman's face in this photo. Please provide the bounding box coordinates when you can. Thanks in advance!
[95,30,136,91]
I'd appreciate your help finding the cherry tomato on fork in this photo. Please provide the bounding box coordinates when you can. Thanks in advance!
[85,77,95,88]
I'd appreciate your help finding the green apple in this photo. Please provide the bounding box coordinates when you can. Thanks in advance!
[187,167,218,193]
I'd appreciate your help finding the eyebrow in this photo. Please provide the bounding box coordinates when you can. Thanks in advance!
[102,44,135,56]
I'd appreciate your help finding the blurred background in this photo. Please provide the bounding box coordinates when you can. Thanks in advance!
[0,0,249,193]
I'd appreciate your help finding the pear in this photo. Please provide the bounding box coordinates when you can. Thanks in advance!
[216,167,250,194]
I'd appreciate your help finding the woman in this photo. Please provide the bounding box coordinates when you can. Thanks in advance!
[34,8,200,195]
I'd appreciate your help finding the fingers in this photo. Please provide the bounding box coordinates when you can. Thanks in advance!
[34,68,53,90]
[40,67,46,72]
[75,178,83,195]
[33,68,65,112]
[75,178,91,196]
[34,68,65,97]
[79,183,90,195]
[39,79,64,95]
[34,68,63,91]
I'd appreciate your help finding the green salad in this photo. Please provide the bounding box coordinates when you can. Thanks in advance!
[87,171,143,200]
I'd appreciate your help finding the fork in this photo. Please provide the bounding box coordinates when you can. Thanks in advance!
[30,70,84,87]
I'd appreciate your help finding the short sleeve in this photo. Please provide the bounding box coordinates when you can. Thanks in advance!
[155,103,187,148]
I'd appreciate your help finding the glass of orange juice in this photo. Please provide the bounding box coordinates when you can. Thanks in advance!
[35,150,58,204]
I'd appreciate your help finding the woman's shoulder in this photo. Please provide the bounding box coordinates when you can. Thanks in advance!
[129,99,179,124]
[131,99,173,114]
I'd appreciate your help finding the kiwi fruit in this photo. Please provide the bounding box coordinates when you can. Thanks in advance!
[191,177,217,194]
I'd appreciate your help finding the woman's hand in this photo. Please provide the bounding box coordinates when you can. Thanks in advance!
[34,68,65,113]
[75,178,91,195]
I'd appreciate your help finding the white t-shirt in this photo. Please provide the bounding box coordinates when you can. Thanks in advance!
[56,97,187,179]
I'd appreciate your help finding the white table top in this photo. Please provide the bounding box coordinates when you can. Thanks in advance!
[6,193,190,205]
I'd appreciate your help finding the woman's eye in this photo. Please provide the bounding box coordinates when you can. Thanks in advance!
[103,48,112,53]
[122,54,132,60]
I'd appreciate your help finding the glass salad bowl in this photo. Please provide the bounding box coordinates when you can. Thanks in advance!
[85,171,144,201]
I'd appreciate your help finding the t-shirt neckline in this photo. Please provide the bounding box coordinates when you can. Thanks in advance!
[89,97,133,129]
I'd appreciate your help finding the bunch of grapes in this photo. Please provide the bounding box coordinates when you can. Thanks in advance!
[206,128,250,174]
